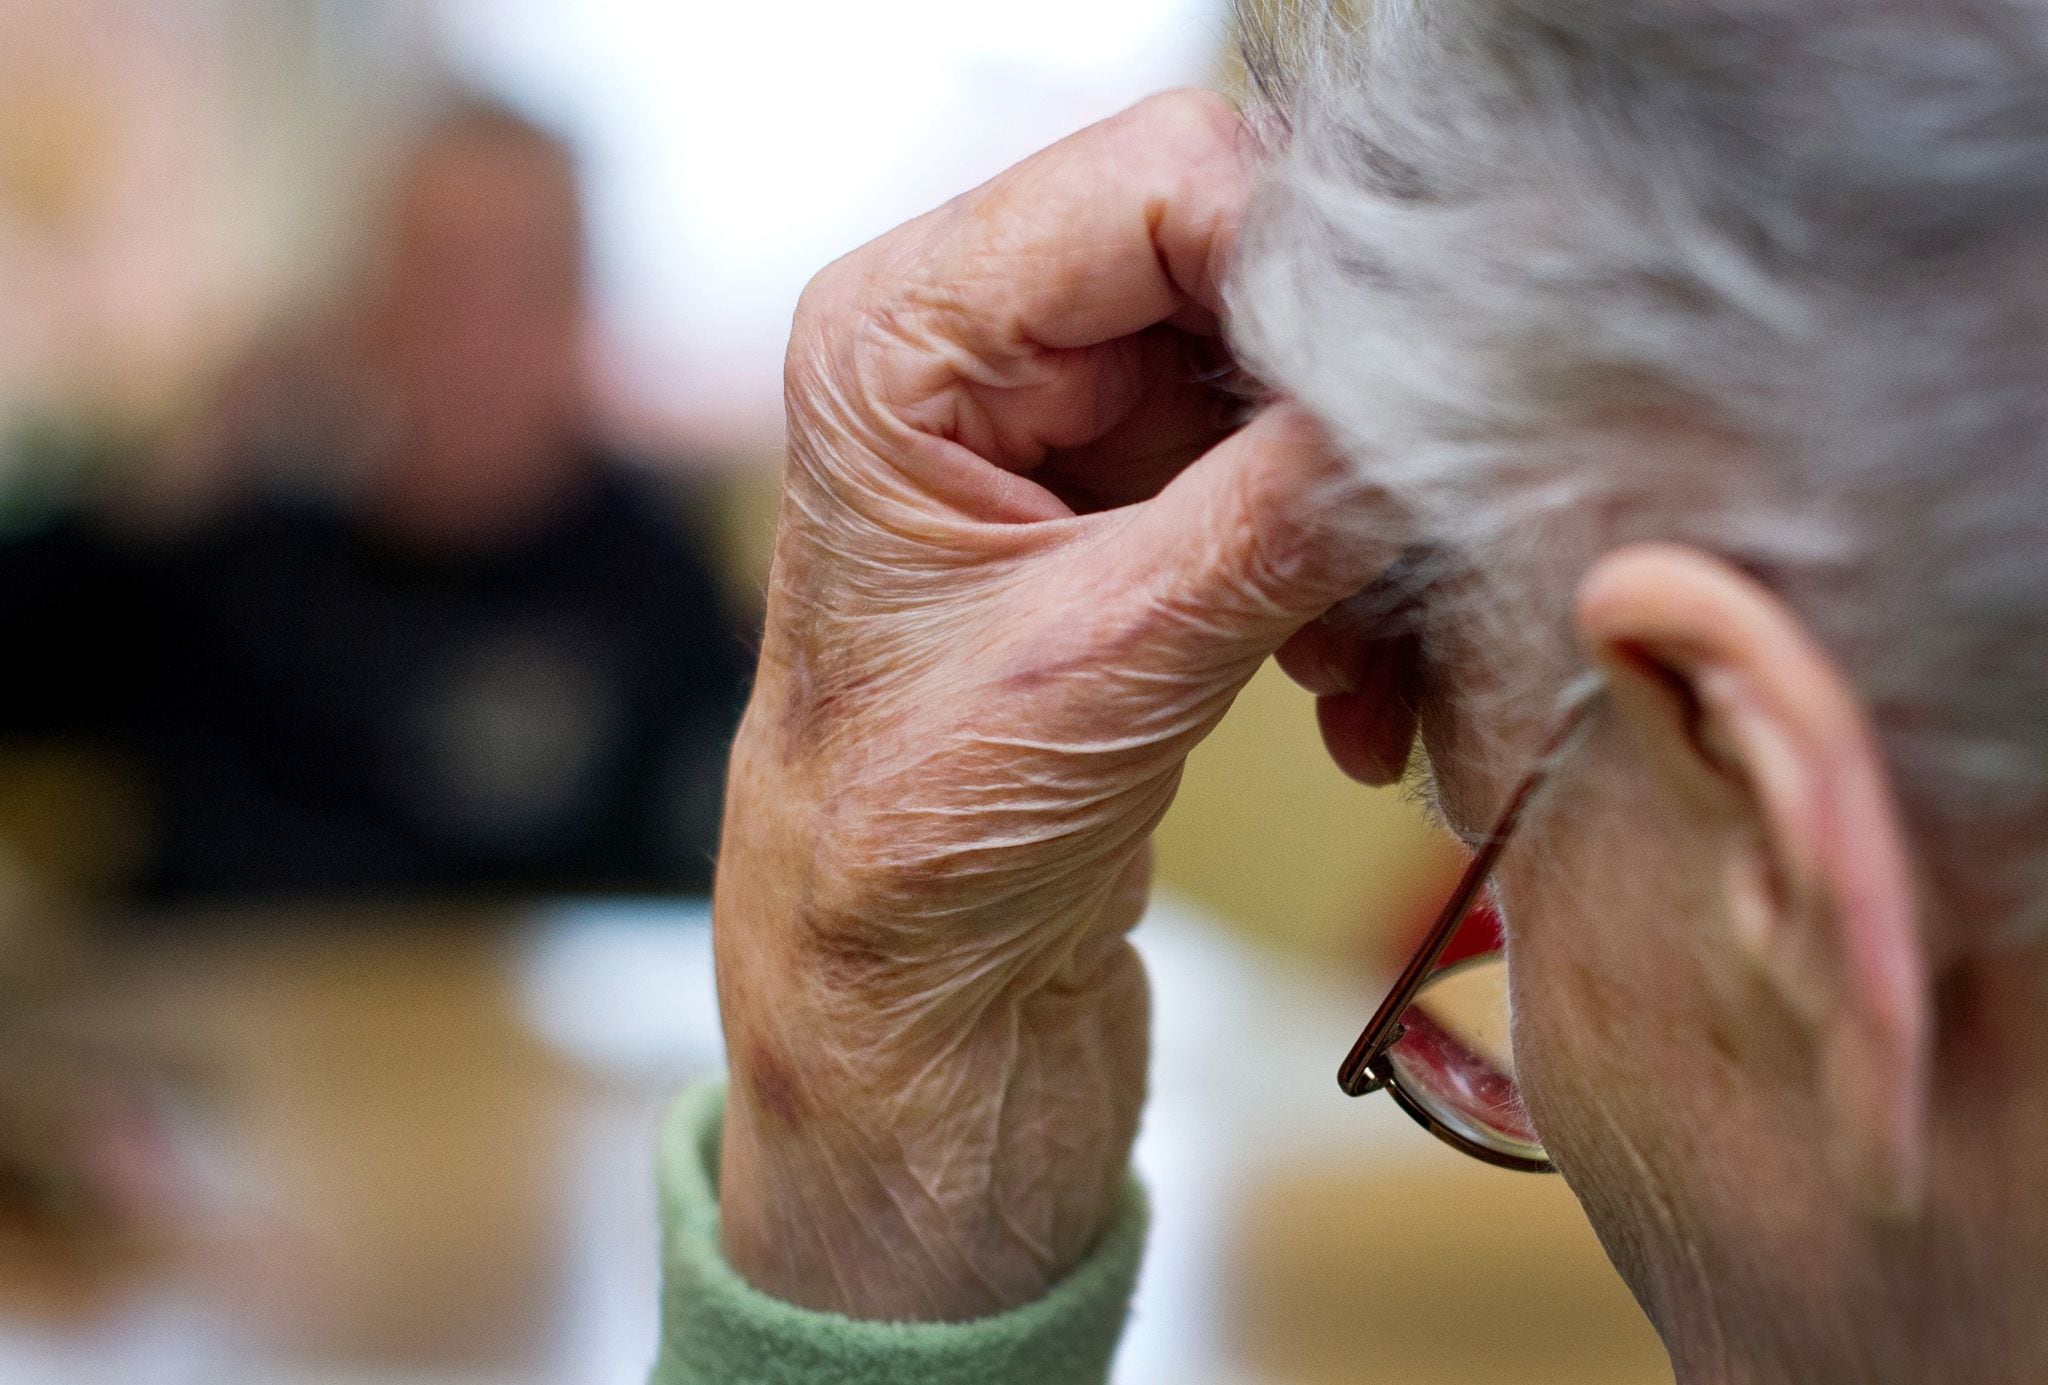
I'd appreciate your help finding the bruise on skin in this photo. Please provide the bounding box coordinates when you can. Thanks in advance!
[740,1033,810,1129]
[809,924,899,993]
[775,638,882,758]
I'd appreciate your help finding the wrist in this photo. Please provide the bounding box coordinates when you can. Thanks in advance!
[712,873,1149,1321]
[716,970,1146,1323]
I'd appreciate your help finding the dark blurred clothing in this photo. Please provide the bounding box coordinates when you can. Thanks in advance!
[1,457,752,901]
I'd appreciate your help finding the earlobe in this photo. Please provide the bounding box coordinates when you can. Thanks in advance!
[1576,544,1931,1219]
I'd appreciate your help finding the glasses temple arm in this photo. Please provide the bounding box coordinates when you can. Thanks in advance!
[1336,682,1602,1098]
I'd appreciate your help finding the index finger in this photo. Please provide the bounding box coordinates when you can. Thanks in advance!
[873,88,1253,358]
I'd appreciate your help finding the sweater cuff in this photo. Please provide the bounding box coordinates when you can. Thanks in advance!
[650,1080,1146,1385]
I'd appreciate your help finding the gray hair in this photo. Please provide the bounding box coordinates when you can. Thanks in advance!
[1227,0,2048,942]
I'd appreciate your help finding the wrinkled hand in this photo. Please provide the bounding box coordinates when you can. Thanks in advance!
[714,91,1402,1322]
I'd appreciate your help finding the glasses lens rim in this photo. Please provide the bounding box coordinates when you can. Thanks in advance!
[1384,952,1555,1175]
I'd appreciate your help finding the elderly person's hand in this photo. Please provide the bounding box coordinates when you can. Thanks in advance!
[713,91,1400,1322]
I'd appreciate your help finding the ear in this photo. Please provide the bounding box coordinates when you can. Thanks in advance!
[1574,543,1930,1219]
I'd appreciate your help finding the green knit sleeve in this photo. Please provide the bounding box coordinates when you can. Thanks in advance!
[649,1081,1147,1385]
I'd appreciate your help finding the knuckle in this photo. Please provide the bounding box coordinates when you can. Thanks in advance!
[1224,464,1310,595]
[1122,88,1245,164]
[790,254,860,353]
[785,252,880,405]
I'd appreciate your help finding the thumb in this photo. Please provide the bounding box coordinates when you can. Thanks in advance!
[1114,404,1402,670]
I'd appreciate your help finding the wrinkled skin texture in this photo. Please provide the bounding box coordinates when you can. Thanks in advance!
[713,92,1403,1321]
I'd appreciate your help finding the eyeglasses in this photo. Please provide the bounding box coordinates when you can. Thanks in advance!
[1337,678,1603,1173]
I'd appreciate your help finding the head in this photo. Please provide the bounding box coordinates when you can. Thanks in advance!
[1231,1,2048,1379]
[359,97,590,549]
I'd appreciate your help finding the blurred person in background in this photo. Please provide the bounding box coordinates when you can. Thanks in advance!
[640,2,2048,1383]
[0,99,751,901]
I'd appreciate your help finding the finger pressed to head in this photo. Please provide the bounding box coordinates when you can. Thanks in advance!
[796,90,1255,472]
[1111,406,1407,668]
[915,89,1251,348]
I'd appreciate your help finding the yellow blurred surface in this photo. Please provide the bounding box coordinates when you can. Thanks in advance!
[0,903,1671,1384]
[1157,660,1463,963]
[3,918,595,1370]
[1231,1157,1671,1385]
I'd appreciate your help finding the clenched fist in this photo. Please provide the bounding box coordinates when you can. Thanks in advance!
[713,90,1402,1322]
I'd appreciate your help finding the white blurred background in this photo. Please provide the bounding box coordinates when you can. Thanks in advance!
[0,0,1226,458]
